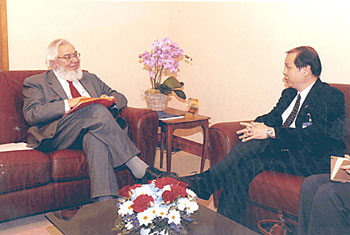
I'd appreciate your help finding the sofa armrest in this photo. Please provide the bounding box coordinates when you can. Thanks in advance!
[209,121,252,166]
[120,107,158,167]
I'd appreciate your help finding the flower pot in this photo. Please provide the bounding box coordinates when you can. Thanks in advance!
[144,93,168,111]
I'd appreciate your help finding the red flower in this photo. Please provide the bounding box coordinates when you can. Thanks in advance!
[154,177,180,189]
[171,185,188,197]
[130,184,142,190]
[119,185,131,197]
[131,195,154,212]
[162,190,178,204]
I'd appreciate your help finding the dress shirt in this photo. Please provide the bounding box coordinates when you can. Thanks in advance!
[53,70,91,113]
[281,81,315,128]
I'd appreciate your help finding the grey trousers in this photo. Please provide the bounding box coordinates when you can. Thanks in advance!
[42,104,140,198]
[298,174,350,235]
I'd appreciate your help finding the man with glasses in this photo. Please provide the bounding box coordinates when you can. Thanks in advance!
[22,39,174,202]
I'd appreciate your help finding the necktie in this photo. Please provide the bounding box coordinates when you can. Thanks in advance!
[67,81,81,98]
[282,94,301,128]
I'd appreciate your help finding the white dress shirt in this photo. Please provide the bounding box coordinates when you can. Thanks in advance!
[281,82,315,128]
[53,70,91,113]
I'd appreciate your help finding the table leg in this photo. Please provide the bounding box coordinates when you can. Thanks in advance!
[166,126,174,172]
[200,121,209,173]
[160,128,165,169]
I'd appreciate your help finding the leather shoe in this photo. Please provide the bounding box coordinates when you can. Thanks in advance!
[179,173,213,200]
[138,166,179,184]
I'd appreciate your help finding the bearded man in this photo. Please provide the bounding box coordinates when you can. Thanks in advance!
[22,39,174,202]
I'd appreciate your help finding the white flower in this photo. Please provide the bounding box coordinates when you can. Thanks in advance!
[156,206,168,218]
[118,200,133,216]
[177,197,191,211]
[186,188,197,199]
[125,221,133,230]
[168,209,181,225]
[186,201,199,214]
[137,208,155,226]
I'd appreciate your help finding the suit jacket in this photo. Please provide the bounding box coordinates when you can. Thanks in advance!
[255,78,346,157]
[22,70,128,148]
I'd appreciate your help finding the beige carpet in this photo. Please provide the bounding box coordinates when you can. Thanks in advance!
[0,150,215,235]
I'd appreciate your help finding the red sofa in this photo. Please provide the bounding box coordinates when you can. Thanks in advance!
[0,70,158,222]
[209,83,350,232]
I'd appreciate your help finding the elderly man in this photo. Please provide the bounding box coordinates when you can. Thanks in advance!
[22,39,174,202]
[178,46,346,223]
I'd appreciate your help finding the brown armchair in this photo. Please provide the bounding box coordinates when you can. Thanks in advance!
[0,70,158,222]
[209,83,350,231]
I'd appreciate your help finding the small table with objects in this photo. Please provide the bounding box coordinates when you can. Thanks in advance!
[158,107,210,173]
[45,199,259,235]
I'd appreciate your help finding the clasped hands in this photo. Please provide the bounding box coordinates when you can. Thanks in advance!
[237,121,274,142]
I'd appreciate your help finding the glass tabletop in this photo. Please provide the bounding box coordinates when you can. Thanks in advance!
[45,199,258,235]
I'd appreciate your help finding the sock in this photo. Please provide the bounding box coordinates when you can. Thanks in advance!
[125,156,149,179]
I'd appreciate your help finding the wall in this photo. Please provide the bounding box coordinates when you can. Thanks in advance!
[7,1,350,141]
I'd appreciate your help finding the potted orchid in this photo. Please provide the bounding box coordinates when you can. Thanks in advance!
[114,177,199,234]
[139,38,191,111]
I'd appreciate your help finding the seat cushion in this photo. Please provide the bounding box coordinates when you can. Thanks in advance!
[0,150,50,194]
[248,171,304,217]
[49,149,89,182]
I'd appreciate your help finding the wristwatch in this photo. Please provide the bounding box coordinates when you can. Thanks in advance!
[266,128,274,138]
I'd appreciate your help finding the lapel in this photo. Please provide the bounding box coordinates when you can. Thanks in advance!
[47,70,68,99]
[80,73,98,97]
[295,78,322,126]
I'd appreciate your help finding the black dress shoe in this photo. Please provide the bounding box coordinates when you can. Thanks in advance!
[179,173,213,200]
[138,166,179,184]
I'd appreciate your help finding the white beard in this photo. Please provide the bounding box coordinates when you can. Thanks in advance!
[55,66,83,82]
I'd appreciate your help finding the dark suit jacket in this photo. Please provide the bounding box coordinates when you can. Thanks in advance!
[255,78,345,158]
[22,70,127,148]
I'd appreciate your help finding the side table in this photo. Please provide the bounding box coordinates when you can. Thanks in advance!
[158,107,210,173]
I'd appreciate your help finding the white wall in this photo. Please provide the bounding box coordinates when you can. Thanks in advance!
[7,1,350,140]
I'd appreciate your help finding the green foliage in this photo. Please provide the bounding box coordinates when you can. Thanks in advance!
[156,77,187,100]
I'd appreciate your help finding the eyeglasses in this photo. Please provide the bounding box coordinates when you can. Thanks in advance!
[57,52,81,62]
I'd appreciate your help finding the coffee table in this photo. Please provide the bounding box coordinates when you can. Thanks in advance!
[45,199,258,235]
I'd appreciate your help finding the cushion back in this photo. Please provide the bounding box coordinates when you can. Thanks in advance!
[0,70,45,144]
[330,83,350,152]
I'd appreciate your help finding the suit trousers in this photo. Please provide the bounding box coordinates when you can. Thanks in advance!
[204,139,329,223]
[40,104,140,198]
[298,174,350,235]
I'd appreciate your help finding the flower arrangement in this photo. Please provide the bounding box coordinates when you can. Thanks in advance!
[139,37,191,100]
[114,177,199,234]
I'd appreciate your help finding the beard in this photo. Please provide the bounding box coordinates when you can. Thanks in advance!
[55,66,83,82]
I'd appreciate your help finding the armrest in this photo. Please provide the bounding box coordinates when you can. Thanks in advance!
[120,107,158,167]
[209,120,252,167]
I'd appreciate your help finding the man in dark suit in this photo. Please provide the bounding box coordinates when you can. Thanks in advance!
[298,157,350,235]
[22,39,174,202]
[179,46,346,223]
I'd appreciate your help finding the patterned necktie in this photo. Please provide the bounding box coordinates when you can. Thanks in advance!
[282,94,301,128]
[67,81,81,98]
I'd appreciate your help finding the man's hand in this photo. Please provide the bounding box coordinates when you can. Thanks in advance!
[236,122,275,142]
[68,97,88,109]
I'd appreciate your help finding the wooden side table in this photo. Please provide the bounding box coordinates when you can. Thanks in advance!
[158,107,210,173]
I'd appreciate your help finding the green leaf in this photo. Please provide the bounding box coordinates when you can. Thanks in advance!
[173,90,186,100]
[158,84,172,95]
[163,76,182,89]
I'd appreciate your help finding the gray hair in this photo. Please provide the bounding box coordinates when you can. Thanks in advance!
[46,39,73,67]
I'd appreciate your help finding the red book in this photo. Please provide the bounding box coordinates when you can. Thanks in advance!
[64,97,117,117]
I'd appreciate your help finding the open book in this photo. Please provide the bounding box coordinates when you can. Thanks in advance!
[64,97,116,117]
[330,156,350,182]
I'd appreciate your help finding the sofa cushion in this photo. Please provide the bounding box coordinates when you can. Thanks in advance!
[0,150,50,194]
[248,171,304,217]
[49,149,89,182]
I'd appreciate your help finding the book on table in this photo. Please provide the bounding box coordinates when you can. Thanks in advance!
[64,97,116,117]
[156,111,184,120]
[330,156,350,182]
